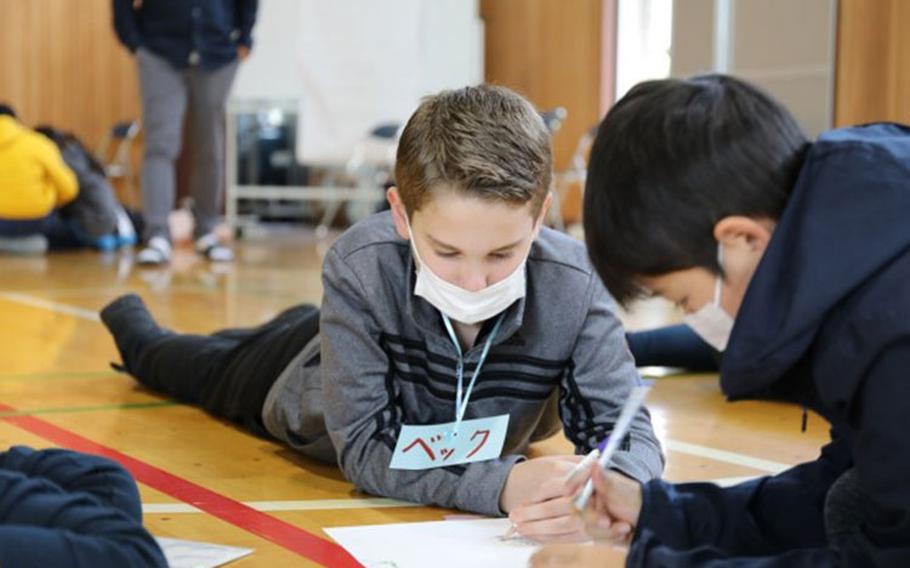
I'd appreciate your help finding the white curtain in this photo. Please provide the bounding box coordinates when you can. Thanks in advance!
[295,0,483,165]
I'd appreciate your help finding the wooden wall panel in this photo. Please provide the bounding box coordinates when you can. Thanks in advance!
[481,0,606,222]
[835,0,910,126]
[0,0,141,148]
[482,0,604,169]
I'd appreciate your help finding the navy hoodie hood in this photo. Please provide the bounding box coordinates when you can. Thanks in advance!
[720,123,910,404]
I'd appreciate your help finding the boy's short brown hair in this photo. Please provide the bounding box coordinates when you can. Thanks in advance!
[394,85,552,216]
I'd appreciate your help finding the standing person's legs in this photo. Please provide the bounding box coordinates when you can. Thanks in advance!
[100,294,319,435]
[185,61,239,253]
[136,49,188,245]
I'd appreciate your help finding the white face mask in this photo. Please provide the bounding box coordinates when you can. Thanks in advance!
[406,219,529,325]
[683,245,735,352]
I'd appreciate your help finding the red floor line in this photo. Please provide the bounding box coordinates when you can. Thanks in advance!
[0,403,362,568]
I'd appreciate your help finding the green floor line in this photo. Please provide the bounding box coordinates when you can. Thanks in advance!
[0,400,180,418]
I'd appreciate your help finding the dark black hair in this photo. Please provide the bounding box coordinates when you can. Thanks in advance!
[0,103,16,118]
[583,74,809,306]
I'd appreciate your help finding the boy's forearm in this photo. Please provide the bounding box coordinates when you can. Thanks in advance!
[628,528,841,568]
[0,446,144,521]
[561,275,666,482]
[634,440,848,555]
[606,418,665,483]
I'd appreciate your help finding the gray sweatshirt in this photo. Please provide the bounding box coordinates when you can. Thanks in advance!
[262,212,664,516]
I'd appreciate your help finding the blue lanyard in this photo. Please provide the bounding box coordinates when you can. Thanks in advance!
[441,312,505,436]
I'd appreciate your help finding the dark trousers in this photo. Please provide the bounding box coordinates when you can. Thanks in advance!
[0,213,84,248]
[626,323,720,372]
[105,298,319,436]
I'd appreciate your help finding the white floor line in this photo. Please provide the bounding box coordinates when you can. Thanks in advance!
[665,439,792,474]
[0,291,100,322]
[709,475,761,487]
[142,477,768,515]
[2,290,796,498]
[3,286,126,297]
[143,497,420,514]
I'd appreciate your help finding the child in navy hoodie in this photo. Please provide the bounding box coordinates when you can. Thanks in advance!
[0,446,166,567]
[535,75,910,567]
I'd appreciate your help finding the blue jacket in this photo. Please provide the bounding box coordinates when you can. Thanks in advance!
[0,446,167,568]
[113,0,258,70]
[628,123,910,567]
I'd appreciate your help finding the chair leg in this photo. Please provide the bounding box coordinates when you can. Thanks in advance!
[547,186,566,232]
[316,199,344,239]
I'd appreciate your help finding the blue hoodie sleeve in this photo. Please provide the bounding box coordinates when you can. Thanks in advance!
[628,530,839,567]
[626,437,851,567]
[0,446,167,568]
[112,0,142,52]
[0,445,143,521]
[234,0,258,48]
[847,340,910,565]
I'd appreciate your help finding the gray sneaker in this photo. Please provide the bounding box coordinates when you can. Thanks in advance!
[0,234,48,255]
[136,236,172,265]
[195,233,234,262]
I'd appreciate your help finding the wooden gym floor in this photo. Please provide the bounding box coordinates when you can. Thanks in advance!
[0,228,829,567]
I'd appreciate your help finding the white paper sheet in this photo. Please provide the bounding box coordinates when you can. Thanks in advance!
[154,537,253,568]
[325,518,541,568]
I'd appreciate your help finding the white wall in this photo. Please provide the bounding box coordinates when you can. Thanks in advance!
[230,0,484,164]
[231,0,304,101]
[615,0,674,99]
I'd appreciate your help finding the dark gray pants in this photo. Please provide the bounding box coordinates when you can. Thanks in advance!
[103,296,319,437]
[136,49,238,241]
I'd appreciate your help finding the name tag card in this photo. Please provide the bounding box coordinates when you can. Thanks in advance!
[389,414,510,470]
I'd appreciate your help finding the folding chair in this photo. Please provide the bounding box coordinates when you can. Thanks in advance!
[95,120,141,206]
[539,107,568,230]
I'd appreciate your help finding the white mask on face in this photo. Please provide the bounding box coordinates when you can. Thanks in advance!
[406,218,529,325]
[683,245,735,352]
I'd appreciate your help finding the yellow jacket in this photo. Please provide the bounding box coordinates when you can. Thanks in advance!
[0,115,78,219]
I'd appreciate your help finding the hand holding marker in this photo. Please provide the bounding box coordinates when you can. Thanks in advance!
[501,381,652,540]
[501,441,606,540]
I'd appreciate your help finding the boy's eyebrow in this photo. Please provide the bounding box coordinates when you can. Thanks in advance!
[490,239,524,252]
[426,235,460,250]
[426,234,524,253]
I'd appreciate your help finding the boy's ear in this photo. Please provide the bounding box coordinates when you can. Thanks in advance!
[713,216,774,253]
[386,187,411,240]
